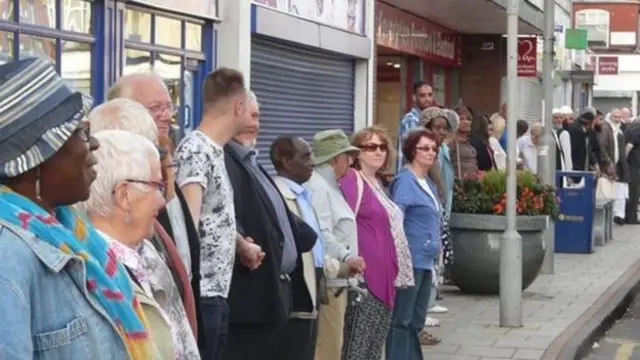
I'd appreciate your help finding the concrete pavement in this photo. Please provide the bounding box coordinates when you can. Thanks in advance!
[421,224,640,360]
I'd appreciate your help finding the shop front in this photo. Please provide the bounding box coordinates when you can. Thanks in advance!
[375,1,462,149]
[250,0,372,173]
[0,0,217,134]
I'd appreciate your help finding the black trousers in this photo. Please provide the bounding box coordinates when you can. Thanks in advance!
[199,296,230,360]
[626,167,640,222]
[273,268,324,360]
[224,281,292,360]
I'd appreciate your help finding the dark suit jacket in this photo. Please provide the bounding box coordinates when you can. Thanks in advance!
[598,121,630,182]
[224,144,317,324]
[567,123,601,171]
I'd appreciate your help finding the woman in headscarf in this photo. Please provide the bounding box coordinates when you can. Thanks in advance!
[0,58,155,358]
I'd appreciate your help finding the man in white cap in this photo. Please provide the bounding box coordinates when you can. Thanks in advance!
[560,105,575,128]
[552,108,573,186]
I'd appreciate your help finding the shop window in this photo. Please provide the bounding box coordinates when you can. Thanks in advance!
[575,9,610,48]
[123,6,207,135]
[0,0,97,96]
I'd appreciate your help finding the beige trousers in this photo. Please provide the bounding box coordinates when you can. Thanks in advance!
[314,287,348,360]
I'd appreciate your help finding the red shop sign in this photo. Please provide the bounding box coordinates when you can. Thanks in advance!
[598,56,619,75]
[376,1,461,67]
[517,37,537,77]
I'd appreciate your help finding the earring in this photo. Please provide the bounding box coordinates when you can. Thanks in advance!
[124,211,132,224]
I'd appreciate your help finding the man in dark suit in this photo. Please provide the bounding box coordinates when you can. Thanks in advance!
[568,109,603,177]
[223,92,317,360]
[625,120,640,224]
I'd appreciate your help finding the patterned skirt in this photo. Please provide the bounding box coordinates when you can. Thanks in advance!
[342,288,392,360]
[441,212,454,280]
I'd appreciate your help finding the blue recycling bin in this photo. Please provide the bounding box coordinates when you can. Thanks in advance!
[554,171,596,254]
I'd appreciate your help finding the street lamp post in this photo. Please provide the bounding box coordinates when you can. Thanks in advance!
[500,0,523,327]
[539,0,557,275]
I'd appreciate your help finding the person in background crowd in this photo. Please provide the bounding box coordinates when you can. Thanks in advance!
[339,126,410,360]
[625,118,640,224]
[88,98,199,338]
[621,107,632,132]
[560,106,575,129]
[469,115,497,171]
[450,105,478,179]
[397,81,435,170]
[496,103,508,151]
[592,108,616,178]
[270,136,327,360]
[175,68,263,359]
[305,129,365,360]
[552,108,573,187]
[420,108,458,334]
[488,113,507,170]
[567,109,603,185]
[222,91,317,360]
[84,130,193,360]
[387,129,443,360]
[516,120,529,139]
[516,122,542,174]
[0,58,150,359]
[603,109,630,225]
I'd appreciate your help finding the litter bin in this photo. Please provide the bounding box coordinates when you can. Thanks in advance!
[554,171,596,254]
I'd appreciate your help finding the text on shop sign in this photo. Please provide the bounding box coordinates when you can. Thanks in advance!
[376,2,460,66]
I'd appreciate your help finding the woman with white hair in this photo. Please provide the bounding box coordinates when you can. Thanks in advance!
[83,130,200,360]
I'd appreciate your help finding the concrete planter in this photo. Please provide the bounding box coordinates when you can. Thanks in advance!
[449,213,548,294]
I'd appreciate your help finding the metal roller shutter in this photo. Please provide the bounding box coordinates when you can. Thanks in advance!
[500,77,543,123]
[251,36,356,174]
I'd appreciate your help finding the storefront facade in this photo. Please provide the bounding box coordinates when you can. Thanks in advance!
[0,0,216,134]
[374,1,462,148]
[216,0,374,173]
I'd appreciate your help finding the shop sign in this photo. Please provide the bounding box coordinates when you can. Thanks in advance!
[517,37,537,77]
[252,0,365,35]
[375,1,461,67]
[133,0,217,19]
[598,56,618,75]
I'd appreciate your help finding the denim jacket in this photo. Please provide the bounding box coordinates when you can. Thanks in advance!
[0,220,130,360]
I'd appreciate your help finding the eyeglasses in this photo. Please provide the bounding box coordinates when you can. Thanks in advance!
[360,143,388,152]
[124,179,167,194]
[156,146,168,161]
[416,145,438,153]
[147,102,177,116]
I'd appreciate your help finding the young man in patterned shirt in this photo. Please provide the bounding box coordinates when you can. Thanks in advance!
[175,68,264,360]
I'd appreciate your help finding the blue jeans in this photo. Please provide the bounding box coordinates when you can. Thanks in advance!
[386,268,432,360]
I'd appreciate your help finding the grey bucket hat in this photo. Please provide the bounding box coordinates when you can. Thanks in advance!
[312,129,360,165]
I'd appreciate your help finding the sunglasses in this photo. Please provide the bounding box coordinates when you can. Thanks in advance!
[360,143,388,152]
[416,145,438,153]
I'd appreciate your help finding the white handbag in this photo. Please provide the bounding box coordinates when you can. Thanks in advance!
[596,177,616,200]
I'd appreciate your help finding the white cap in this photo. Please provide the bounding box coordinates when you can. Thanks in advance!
[552,108,561,114]
[559,105,574,115]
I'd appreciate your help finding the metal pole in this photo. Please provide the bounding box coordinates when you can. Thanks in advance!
[539,0,556,275]
[500,0,523,328]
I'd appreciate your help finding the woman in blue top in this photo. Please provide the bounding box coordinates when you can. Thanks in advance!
[386,129,443,360]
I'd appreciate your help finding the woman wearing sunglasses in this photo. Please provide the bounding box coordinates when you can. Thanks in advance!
[82,130,185,360]
[338,126,412,360]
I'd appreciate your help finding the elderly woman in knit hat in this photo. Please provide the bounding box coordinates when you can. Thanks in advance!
[0,58,155,358]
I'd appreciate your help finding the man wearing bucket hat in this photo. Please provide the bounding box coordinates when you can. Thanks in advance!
[305,129,366,360]
[0,58,153,358]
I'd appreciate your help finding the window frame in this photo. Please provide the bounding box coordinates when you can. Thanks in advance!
[575,9,610,47]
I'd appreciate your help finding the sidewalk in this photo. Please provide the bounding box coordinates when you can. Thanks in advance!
[422,224,640,360]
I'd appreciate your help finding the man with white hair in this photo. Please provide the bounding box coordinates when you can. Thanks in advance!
[621,107,632,131]
[108,72,178,141]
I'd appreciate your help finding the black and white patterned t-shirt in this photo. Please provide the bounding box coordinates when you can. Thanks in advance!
[175,130,236,298]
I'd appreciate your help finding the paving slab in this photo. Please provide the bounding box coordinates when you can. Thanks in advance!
[420,224,640,360]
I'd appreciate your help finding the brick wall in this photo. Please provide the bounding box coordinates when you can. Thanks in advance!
[458,34,505,116]
[573,2,639,33]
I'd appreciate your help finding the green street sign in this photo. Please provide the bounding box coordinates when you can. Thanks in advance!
[565,28,588,50]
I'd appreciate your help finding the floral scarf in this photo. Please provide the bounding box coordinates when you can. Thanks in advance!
[0,186,153,359]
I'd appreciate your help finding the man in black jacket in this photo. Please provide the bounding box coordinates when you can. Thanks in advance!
[223,91,317,360]
[567,109,602,176]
